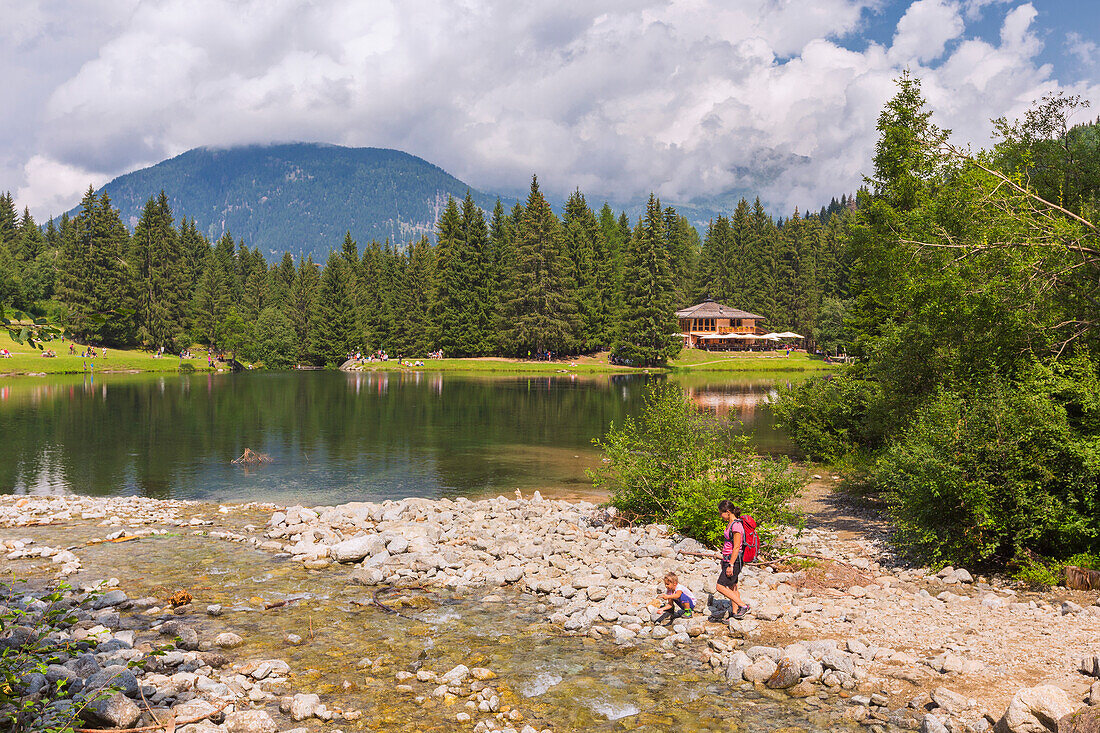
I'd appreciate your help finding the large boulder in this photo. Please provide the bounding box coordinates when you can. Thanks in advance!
[766,656,801,689]
[996,685,1077,733]
[83,692,141,728]
[744,657,778,684]
[1059,707,1100,733]
[726,651,751,683]
[332,535,387,563]
[85,665,139,697]
[224,710,277,733]
[1081,656,1100,679]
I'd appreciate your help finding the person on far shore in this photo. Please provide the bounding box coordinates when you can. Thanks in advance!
[708,500,750,621]
[655,572,695,624]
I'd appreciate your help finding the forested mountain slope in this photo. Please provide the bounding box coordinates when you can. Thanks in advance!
[71,143,506,261]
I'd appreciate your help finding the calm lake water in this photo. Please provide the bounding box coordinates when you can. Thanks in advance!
[0,370,798,503]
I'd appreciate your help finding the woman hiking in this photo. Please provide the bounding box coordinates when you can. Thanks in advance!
[708,500,751,622]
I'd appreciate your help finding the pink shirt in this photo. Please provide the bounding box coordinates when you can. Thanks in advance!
[722,519,743,559]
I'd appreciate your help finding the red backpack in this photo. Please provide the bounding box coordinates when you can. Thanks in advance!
[739,515,759,563]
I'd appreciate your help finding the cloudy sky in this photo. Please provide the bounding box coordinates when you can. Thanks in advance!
[3,0,1100,220]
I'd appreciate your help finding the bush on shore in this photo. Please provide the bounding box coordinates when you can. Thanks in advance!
[590,381,803,550]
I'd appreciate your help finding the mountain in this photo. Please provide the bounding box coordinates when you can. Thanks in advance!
[72,143,509,261]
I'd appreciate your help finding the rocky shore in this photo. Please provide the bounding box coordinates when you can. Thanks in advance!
[2,493,1099,733]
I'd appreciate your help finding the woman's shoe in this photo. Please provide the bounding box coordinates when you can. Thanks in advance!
[732,605,751,619]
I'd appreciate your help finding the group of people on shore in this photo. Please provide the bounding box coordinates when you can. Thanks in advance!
[352,349,392,363]
[654,500,755,625]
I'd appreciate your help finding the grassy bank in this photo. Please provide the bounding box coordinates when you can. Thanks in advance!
[345,350,834,375]
[670,349,833,372]
[0,332,216,376]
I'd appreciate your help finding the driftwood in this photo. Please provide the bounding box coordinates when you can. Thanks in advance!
[350,585,430,621]
[73,698,229,733]
[231,448,271,464]
[1065,565,1100,591]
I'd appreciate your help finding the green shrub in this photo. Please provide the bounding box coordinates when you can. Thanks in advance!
[178,361,195,373]
[590,381,803,550]
[773,369,889,462]
[1012,559,1060,590]
[249,307,297,369]
[877,372,1100,568]
[1,582,113,733]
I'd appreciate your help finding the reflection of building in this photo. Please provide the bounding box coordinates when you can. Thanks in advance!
[676,299,767,350]
[686,385,776,417]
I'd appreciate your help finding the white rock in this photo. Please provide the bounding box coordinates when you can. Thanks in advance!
[996,684,1076,733]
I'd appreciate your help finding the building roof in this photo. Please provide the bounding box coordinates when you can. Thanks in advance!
[675,299,765,321]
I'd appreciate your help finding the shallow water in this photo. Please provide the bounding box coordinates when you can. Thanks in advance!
[0,371,797,502]
[5,519,861,733]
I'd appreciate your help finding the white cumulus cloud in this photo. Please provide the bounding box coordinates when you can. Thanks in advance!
[3,0,1099,222]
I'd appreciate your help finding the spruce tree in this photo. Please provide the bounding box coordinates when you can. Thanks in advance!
[614,195,680,366]
[0,192,16,249]
[58,189,138,345]
[290,256,321,362]
[359,240,386,349]
[190,256,231,347]
[562,190,603,351]
[490,200,518,353]
[131,192,187,348]
[461,192,494,355]
[431,197,469,355]
[309,255,358,366]
[502,176,576,357]
[698,215,732,302]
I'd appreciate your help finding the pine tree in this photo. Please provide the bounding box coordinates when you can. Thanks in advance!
[309,255,358,366]
[431,197,468,355]
[190,255,231,347]
[746,198,780,323]
[562,190,605,351]
[614,195,681,366]
[359,240,386,349]
[0,192,17,249]
[698,215,732,302]
[131,192,187,348]
[242,260,270,322]
[178,218,210,299]
[58,189,138,345]
[663,206,698,307]
[502,176,576,357]
[290,255,321,362]
[490,200,519,353]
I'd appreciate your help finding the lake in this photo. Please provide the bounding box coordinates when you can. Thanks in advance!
[0,370,799,503]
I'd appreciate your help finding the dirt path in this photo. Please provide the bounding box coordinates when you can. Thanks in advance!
[792,474,891,541]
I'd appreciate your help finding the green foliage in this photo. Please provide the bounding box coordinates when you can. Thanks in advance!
[1,581,113,733]
[813,297,850,355]
[251,307,297,369]
[501,176,578,356]
[591,381,803,548]
[1011,555,1061,590]
[216,308,251,358]
[613,195,682,367]
[778,74,1100,568]
[774,370,887,463]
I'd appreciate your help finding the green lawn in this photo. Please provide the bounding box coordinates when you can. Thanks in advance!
[670,349,833,372]
[0,332,216,376]
[346,350,835,375]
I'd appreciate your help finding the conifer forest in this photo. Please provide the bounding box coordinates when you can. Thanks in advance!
[0,176,854,368]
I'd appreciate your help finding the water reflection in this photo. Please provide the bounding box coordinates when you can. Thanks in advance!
[0,371,799,502]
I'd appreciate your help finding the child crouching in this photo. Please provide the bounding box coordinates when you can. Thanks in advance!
[655,572,696,625]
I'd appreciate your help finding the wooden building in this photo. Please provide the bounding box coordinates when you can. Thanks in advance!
[676,299,767,350]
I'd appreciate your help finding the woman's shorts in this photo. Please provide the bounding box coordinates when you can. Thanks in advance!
[718,556,743,588]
